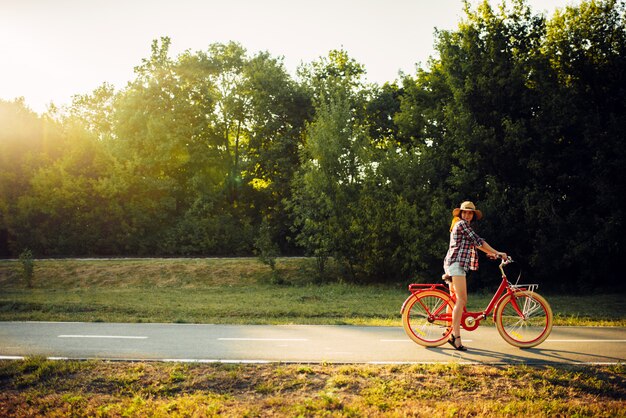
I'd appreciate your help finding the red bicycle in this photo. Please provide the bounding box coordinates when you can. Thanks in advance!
[401,257,553,348]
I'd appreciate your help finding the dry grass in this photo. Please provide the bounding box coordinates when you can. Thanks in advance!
[0,358,624,417]
[0,257,310,288]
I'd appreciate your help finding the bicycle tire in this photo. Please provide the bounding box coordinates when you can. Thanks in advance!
[402,290,454,347]
[494,290,553,348]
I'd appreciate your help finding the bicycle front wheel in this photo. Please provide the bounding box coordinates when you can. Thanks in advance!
[402,290,454,347]
[495,290,553,348]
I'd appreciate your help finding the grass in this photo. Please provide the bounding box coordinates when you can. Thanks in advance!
[1,259,624,416]
[0,358,623,417]
[0,257,624,326]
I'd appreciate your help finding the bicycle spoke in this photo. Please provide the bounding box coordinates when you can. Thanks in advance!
[416,295,446,318]
[402,291,452,346]
[496,292,552,347]
[409,296,445,340]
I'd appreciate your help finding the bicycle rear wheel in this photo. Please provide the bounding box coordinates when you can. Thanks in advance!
[495,290,553,348]
[402,290,454,347]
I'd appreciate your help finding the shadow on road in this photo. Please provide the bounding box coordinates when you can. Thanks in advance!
[426,345,623,364]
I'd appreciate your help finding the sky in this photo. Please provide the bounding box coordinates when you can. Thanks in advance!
[1,0,578,114]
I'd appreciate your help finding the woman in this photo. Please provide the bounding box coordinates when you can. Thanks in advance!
[443,201,507,351]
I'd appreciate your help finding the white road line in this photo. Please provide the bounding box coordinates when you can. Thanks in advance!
[217,338,308,341]
[58,335,148,339]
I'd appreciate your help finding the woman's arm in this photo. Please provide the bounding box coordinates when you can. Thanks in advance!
[478,241,507,260]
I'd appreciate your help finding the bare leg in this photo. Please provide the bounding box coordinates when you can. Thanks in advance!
[451,275,467,346]
[446,281,455,331]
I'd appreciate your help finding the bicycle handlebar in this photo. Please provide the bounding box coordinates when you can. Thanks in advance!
[499,255,513,264]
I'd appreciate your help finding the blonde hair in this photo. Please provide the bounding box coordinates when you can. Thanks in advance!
[450,216,461,232]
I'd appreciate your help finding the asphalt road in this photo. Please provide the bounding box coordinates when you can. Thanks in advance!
[0,322,624,365]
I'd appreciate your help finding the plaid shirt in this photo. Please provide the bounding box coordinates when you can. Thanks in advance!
[444,219,485,271]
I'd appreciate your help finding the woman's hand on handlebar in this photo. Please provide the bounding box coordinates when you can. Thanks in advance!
[488,251,508,260]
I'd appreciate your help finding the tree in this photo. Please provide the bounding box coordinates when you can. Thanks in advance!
[393,0,626,290]
[0,99,66,255]
[427,0,550,286]
[241,51,313,252]
[288,50,369,277]
[530,0,626,289]
[10,117,118,255]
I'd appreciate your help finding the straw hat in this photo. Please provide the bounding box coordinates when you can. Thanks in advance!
[452,201,483,220]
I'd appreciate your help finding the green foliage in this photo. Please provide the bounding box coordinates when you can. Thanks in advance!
[289,52,370,279]
[18,249,34,288]
[0,1,624,291]
[254,217,280,272]
[388,0,626,290]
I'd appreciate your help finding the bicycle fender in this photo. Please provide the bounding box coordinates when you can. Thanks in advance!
[492,295,509,322]
[400,294,416,315]
[492,290,530,322]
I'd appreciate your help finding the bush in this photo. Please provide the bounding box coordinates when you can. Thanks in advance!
[19,249,34,288]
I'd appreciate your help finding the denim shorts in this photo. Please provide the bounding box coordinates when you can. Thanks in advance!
[445,262,467,277]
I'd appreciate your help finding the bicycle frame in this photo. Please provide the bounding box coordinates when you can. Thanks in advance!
[401,259,536,332]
